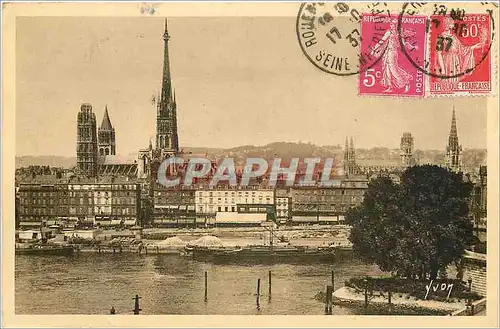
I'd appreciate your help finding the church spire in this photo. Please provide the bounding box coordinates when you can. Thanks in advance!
[161,18,172,103]
[445,107,462,173]
[449,107,458,146]
[100,105,113,130]
[155,18,179,155]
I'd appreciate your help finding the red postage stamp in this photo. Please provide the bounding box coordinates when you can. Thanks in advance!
[429,14,492,95]
[358,14,427,97]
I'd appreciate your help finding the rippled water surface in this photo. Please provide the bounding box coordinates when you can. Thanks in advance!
[16,253,384,315]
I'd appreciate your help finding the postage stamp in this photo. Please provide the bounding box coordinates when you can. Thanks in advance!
[428,14,492,95]
[397,2,496,97]
[358,14,427,97]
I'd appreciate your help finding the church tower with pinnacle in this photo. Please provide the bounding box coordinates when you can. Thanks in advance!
[98,105,116,156]
[343,137,358,175]
[445,108,463,173]
[156,19,179,158]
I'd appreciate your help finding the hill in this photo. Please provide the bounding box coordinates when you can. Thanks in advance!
[15,143,487,170]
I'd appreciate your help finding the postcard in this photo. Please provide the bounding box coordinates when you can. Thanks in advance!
[2,1,499,328]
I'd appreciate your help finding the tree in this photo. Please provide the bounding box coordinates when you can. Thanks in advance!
[346,165,474,280]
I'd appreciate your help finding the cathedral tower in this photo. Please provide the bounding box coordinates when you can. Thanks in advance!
[343,137,358,175]
[445,108,463,173]
[400,132,415,168]
[156,19,179,157]
[98,106,116,156]
[76,103,98,177]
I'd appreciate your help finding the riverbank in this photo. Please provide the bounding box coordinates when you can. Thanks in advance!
[104,225,352,247]
[333,286,465,314]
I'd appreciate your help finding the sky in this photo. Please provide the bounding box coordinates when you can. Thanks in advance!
[16,17,488,157]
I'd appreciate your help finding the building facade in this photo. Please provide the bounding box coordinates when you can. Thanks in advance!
[76,103,98,177]
[288,176,368,224]
[17,181,140,229]
[152,186,196,227]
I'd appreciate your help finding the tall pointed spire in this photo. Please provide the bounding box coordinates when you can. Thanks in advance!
[350,137,355,150]
[161,18,172,103]
[445,107,462,173]
[449,107,458,145]
[156,18,179,155]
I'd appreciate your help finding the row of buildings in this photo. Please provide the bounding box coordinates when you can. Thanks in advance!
[15,19,484,231]
[16,174,368,229]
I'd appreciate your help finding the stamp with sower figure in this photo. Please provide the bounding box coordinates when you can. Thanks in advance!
[358,14,427,97]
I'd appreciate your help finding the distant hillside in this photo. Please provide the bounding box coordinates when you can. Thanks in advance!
[16,143,487,170]
[16,156,76,169]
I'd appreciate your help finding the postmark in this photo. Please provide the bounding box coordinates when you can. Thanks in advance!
[358,14,427,97]
[397,2,497,96]
[296,2,391,76]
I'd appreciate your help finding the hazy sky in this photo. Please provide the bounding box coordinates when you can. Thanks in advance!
[16,17,487,157]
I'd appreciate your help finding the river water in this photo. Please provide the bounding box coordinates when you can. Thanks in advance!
[15,253,384,315]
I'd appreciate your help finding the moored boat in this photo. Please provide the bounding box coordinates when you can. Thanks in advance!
[16,244,75,256]
[185,244,337,263]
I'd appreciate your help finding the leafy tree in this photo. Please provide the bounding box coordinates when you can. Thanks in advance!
[346,165,474,280]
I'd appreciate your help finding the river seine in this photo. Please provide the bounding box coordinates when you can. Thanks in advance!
[15,253,384,315]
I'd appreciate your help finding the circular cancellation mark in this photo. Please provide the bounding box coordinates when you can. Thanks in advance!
[296,2,384,76]
[397,2,496,80]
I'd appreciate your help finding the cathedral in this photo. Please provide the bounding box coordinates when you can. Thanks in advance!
[139,19,180,180]
[76,19,178,179]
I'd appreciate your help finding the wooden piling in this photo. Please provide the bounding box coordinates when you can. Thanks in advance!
[364,280,368,313]
[388,290,392,305]
[268,271,272,298]
[331,270,335,290]
[204,271,208,302]
[256,278,261,309]
[133,294,142,315]
[323,285,333,314]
